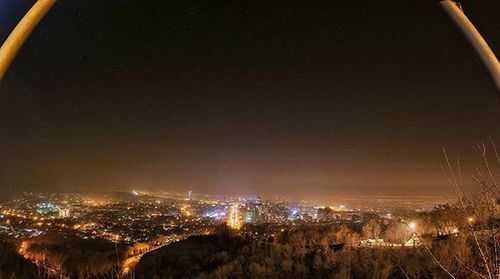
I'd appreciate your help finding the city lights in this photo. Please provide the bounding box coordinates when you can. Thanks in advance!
[0,190,486,277]
[227,204,241,230]
[408,222,416,231]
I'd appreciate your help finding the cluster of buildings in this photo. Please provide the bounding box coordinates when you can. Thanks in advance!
[0,190,429,247]
[317,206,362,222]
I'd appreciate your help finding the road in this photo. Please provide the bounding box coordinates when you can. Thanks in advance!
[120,237,186,277]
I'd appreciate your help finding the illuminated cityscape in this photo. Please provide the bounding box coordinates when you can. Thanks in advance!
[0,0,499,278]
[0,189,460,277]
[0,180,496,279]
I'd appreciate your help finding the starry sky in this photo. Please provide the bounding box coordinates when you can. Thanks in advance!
[0,0,499,197]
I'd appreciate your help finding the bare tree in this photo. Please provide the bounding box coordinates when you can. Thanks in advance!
[435,141,500,279]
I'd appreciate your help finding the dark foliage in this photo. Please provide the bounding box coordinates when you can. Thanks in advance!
[135,231,246,279]
[135,225,448,279]
[25,235,127,279]
[0,238,38,279]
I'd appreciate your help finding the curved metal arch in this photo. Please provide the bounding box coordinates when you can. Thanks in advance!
[1,0,498,93]
[440,0,500,93]
[0,0,57,81]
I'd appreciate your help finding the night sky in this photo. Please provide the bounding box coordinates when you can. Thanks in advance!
[0,0,499,197]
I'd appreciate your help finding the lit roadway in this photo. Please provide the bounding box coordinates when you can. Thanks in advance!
[120,237,186,277]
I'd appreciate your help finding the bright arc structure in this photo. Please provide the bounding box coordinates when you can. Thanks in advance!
[0,0,498,92]
[0,0,57,81]
[440,0,500,93]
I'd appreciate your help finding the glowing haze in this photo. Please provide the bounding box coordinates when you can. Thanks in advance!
[0,0,499,197]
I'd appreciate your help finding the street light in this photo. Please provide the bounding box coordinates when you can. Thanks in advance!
[408,222,416,231]
[406,222,419,247]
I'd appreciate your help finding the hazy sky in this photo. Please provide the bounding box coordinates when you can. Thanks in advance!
[0,0,499,197]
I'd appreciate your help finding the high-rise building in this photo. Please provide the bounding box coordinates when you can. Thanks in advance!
[243,206,260,223]
[58,208,70,218]
[227,204,241,229]
[317,207,335,221]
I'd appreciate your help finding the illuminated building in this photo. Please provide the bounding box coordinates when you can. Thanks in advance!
[227,204,241,229]
[288,208,301,220]
[36,203,59,215]
[58,208,70,218]
[243,206,260,223]
[241,196,263,223]
[317,207,335,221]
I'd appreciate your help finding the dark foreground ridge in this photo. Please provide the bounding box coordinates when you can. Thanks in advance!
[135,226,448,279]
